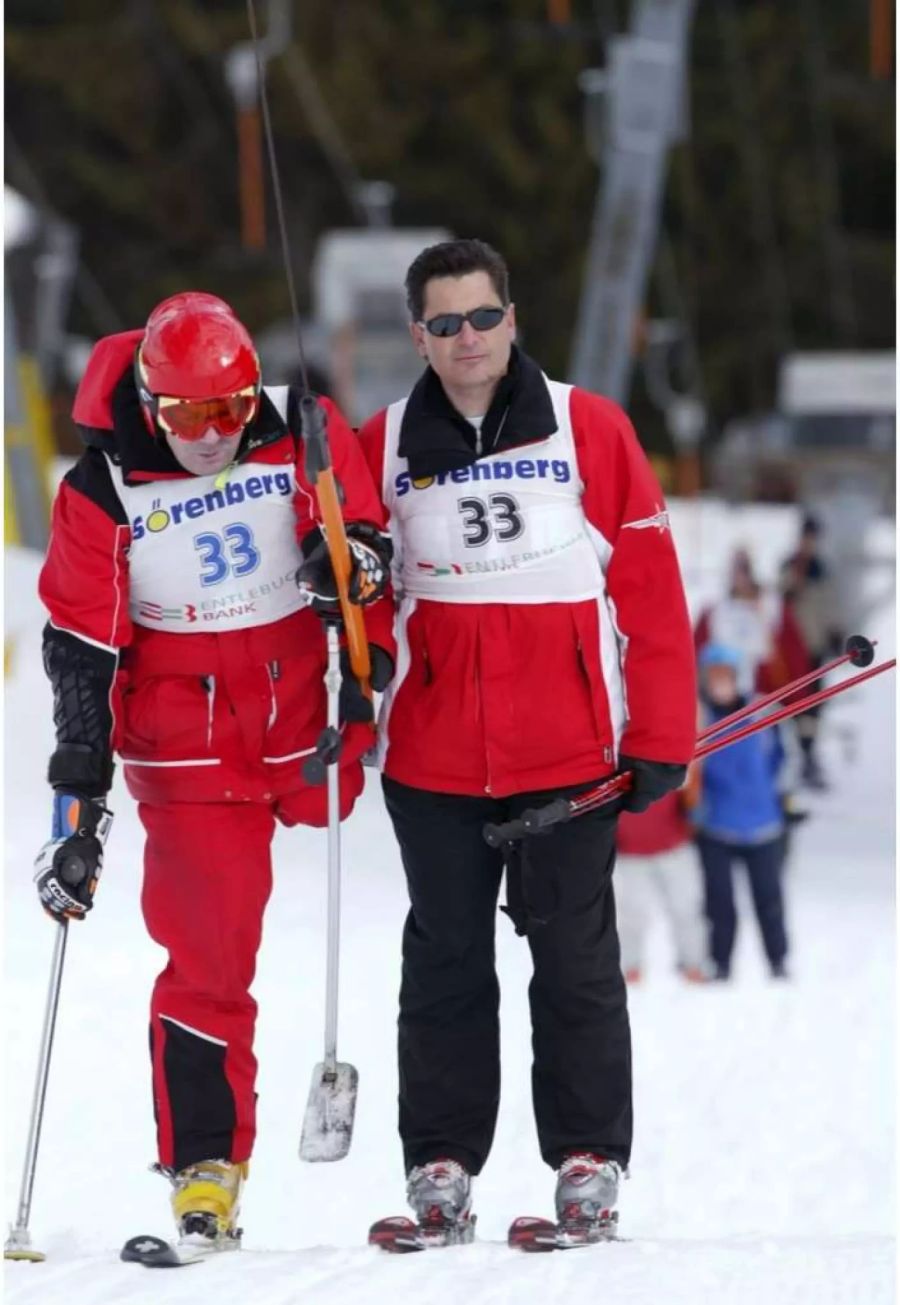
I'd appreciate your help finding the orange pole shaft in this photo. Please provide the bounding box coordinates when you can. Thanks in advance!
[315,467,373,697]
[237,106,267,250]
[870,0,893,78]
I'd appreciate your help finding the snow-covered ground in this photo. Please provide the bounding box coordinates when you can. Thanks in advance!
[3,502,896,1305]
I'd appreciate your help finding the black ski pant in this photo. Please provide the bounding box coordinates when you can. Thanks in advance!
[697,833,788,974]
[382,776,632,1177]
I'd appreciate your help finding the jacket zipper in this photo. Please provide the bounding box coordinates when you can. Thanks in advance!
[201,675,216,749]
[266,661,280,729]
[473,626,493,795]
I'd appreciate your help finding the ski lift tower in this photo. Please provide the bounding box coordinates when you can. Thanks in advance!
[569,0,697,405]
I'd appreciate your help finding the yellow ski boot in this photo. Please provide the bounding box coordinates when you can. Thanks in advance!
[170,1159,248,1252]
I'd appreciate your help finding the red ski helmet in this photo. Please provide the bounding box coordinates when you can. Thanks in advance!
[136,292,261,439]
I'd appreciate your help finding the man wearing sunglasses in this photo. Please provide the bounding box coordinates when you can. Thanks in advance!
[359,239,696,1246]
[34,291,394,1249]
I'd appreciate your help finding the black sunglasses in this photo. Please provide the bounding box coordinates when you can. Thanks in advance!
[420,305,508,338]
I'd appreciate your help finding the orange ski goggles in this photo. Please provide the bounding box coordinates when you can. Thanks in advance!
[150,385,260,441]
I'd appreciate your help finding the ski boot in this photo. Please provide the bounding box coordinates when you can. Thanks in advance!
[407,1158,475,1247]
[369,1158,475,1252]
[554,1153,621,1246]
[167,1159,247,1253]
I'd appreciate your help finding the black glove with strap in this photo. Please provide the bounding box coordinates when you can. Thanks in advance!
[34,791,113,922]
[296,522,392,616]
[618,755,687,814]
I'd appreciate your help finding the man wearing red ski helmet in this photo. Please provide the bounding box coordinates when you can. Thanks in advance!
[135,292,262,475]
[34,288,395,1250]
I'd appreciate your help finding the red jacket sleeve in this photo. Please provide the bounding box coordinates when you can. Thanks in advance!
[571,388,696,764]
[39,471,133,652]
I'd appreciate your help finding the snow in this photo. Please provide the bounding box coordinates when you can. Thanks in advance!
[3,502,896,1305]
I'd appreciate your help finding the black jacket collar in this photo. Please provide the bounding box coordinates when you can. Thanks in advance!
[82,364,291,483]
[398,346,557,478]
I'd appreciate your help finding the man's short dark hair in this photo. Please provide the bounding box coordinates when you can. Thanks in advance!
[405,238,510,321]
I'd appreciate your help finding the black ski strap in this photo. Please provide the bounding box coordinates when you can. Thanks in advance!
[500,840,560,937]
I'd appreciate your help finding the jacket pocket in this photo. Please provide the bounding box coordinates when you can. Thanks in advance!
[121,675,216,760]
[570,606,614,754]
[417,620,433,686]
[261,649,325,762]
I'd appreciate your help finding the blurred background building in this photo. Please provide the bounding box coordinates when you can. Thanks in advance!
[4,0,895,587]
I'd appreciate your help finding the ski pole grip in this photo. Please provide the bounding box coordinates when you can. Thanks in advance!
[483,817,526,848]
[483,797,573,847]
[521,797,573,834]
[845,633,875,667]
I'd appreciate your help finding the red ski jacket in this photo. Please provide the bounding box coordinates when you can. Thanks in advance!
[39,331,394,822]
[359,357,696,798]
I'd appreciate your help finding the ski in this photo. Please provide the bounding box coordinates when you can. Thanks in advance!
[507,1213,621,1252]
[120,1232,239,1268]
[121,1234,201,1268]
[368,1214,476,1253]
[368,1216,424,1253]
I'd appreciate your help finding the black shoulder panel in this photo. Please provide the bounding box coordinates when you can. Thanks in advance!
[64,448,128,526]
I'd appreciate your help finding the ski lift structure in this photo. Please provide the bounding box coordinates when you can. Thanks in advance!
[312,228,451,426]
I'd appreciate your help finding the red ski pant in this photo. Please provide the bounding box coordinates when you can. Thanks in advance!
[139,800,278,1172]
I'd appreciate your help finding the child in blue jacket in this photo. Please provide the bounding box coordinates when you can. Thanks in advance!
[695,643,789,980]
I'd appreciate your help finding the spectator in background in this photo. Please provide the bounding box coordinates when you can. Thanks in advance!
[695,546,811,699]
[693,643,790,982]
[615,767,708,985]
[780,514,845,790]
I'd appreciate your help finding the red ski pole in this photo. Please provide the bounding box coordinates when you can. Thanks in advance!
[693,656,896,761]
[483,648,895,846]
[697,634,875,745]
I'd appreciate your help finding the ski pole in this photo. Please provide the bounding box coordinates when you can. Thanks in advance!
[693,655,896,760]
[322,620,343,1079]
[697,634,875,746]
[297,618,360,1162]
[483,650,896,846]
[5,921,69,1262]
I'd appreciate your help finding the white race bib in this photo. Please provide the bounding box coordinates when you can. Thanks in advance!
[108,453,305,633]
[383,379,605,604]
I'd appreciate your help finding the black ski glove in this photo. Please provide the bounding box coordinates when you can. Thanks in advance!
[618,755,687,814]
[339,645,394,724]
[34,791,113,922]
[296,522,392,616]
